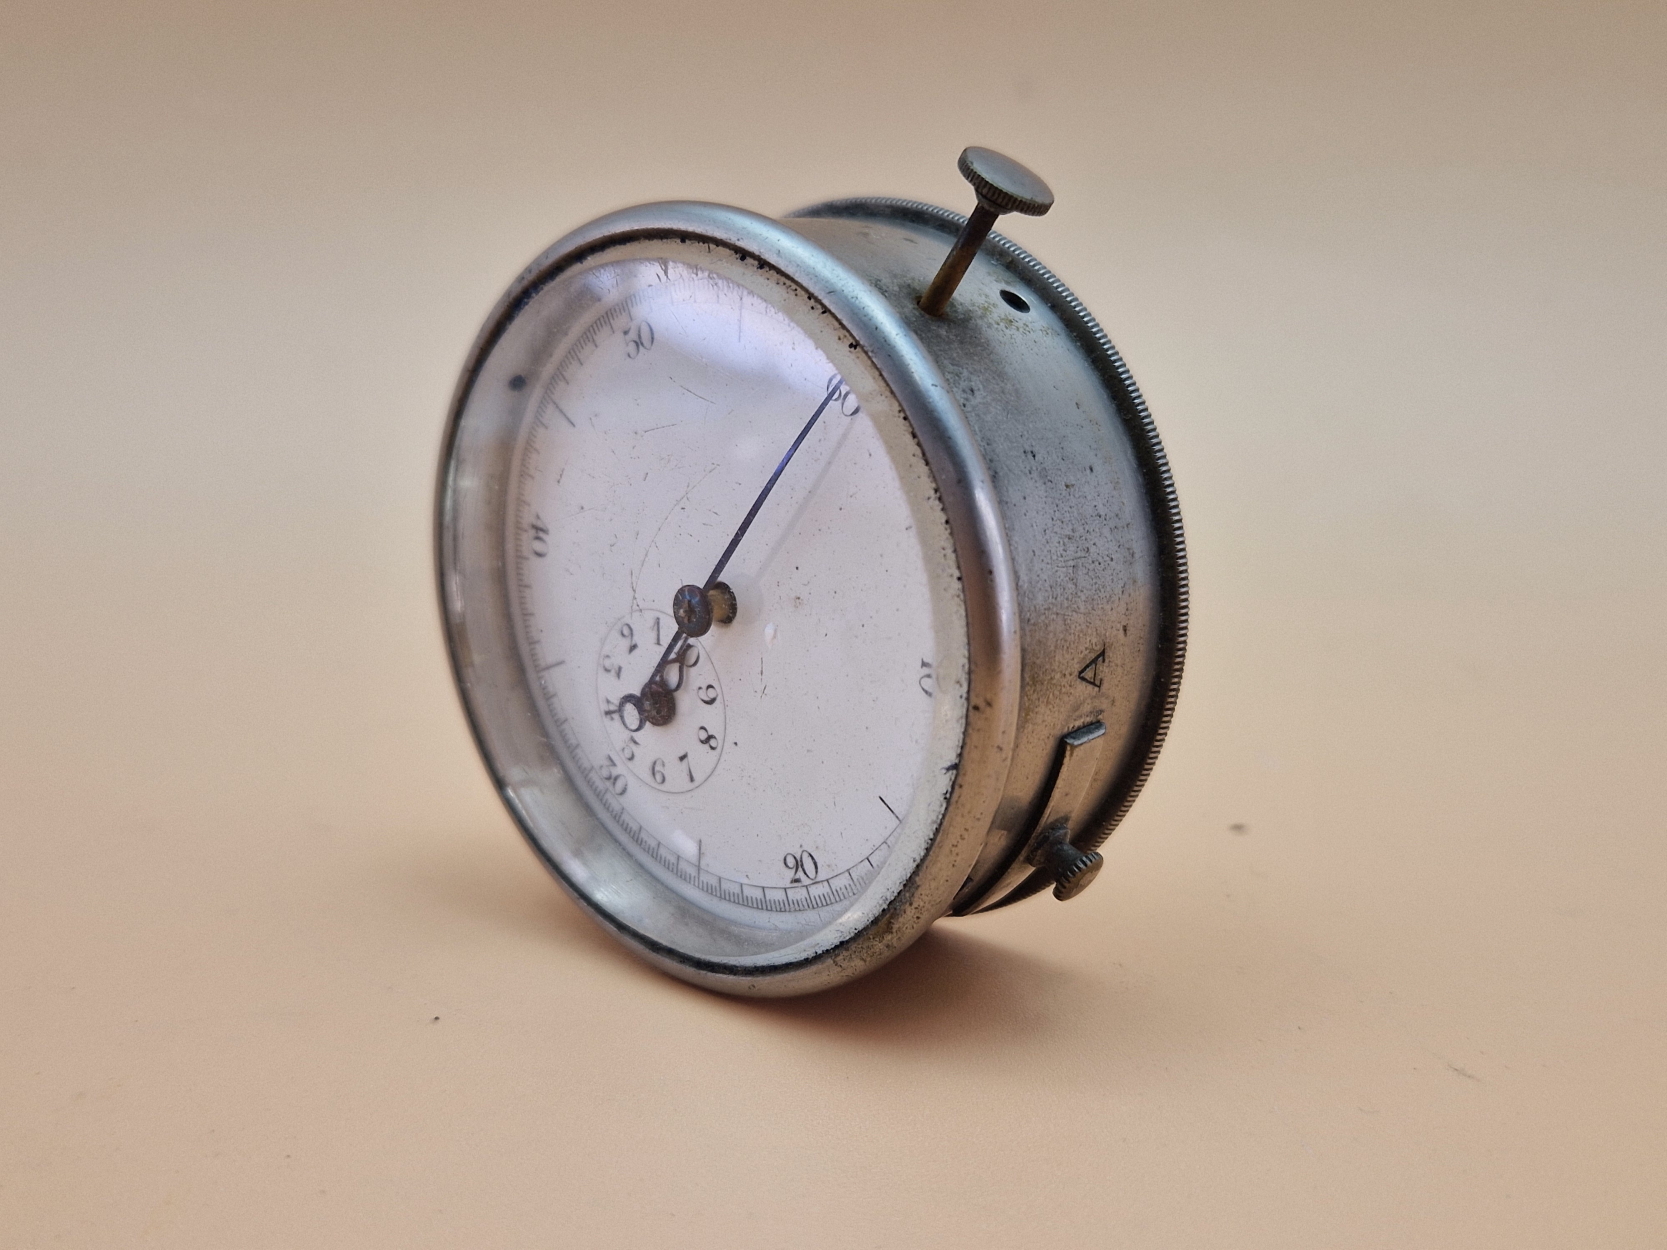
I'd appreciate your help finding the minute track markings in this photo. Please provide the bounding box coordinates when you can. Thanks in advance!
[551,683,897,914]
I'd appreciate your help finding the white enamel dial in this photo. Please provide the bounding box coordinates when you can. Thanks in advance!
[504,259,954,923]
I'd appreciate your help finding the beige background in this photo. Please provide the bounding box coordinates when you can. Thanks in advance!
[3,0,1663,1245]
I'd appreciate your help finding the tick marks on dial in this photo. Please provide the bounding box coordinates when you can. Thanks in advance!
[668,827,701,861]
[537,659,567,672]
[878,795,901,825]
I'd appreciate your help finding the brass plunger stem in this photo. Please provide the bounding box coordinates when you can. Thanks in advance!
[919,202,1000,318]
[916,147,1055,319]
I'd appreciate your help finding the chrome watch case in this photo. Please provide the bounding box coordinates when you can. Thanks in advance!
[436,192,1186,995]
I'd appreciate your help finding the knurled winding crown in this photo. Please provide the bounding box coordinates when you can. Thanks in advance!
[1051,848,1103,901]
[1028,821,1106,902]
[958,147,1055,217]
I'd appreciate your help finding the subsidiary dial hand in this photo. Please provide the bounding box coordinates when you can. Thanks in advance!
[627,375,848,726]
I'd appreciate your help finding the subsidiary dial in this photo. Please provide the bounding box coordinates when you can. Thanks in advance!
[597,609,726,794]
